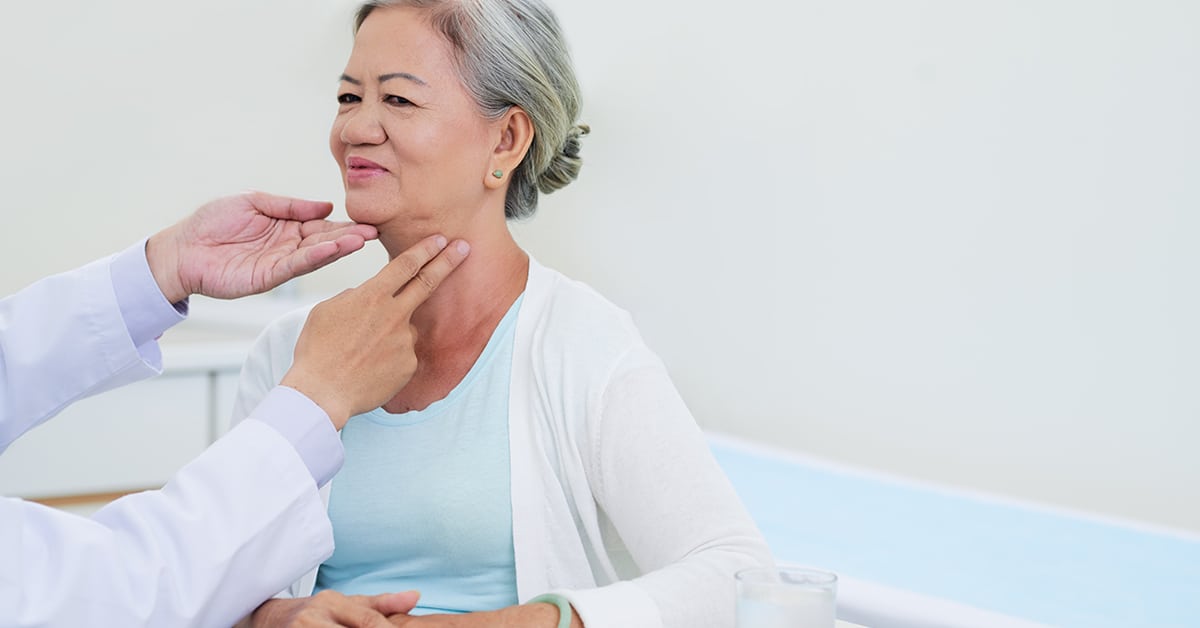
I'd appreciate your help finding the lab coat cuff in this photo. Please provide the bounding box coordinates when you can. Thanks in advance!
[251,386,345,487]
[110,238,188,353]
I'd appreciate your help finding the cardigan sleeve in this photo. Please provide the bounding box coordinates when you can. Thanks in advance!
[561,353,774,628]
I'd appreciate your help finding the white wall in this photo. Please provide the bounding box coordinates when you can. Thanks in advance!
[2,1,1197,531]
[0,0,385,296]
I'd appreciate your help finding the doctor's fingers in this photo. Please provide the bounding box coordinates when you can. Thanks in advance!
[390,239,471,313]
[374,238,472,312]
[244,190,335,222]
[360,234,450,299]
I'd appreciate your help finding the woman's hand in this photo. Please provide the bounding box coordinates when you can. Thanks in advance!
[384,601,582,627]
[249,590,419,627]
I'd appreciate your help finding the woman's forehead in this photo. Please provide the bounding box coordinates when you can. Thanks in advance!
[348,6,455,78]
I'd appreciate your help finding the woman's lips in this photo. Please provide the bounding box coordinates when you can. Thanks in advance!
[346,156,389,182]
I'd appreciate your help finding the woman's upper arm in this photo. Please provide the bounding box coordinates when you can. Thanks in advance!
[588,355,772,626]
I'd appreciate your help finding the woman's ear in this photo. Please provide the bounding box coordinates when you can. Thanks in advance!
[485,107,534,189]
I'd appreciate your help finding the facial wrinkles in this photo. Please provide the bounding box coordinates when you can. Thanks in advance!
[333,8,502,236]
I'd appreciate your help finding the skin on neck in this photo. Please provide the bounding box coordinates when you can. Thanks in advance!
[367,190,528,414]
[374,191,529,352]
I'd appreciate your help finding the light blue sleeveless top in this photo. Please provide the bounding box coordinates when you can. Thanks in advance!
[313,296,523,614]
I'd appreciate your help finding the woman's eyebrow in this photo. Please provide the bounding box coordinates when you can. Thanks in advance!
[380,72,428,86]
[338,72,428,87]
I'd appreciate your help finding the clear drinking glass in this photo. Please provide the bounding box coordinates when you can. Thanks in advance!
[735,566,838,628]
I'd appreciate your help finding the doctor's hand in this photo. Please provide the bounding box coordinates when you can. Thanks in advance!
[249,590,420,627]
[146,191,379,303]
[281,234,470,429]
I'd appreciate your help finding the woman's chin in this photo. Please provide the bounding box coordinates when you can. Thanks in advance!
[344,209,382,226]
[344,195,396,226]
[344,194,448,238]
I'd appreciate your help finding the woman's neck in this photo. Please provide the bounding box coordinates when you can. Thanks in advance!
[378,214,528,352]
[369,200,527,413]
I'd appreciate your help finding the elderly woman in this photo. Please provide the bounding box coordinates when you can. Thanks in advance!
[231,0,773,626]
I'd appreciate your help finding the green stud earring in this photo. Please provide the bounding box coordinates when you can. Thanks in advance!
[492,169,504,179]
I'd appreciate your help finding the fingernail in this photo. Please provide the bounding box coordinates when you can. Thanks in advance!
[456,241,471,255]
[435,235,448,248]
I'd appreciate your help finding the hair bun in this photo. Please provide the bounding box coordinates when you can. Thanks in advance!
[562,123,590,158]
[538,123,589,194]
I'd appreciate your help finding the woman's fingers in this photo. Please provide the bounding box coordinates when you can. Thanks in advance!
[335,592,419,627]
[368,591,420,616]
[328,602,391,628]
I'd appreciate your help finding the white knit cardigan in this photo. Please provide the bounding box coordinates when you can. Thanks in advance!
[231,259,773,628]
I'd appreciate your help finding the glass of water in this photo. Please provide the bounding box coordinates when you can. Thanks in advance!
[735,566,838,628]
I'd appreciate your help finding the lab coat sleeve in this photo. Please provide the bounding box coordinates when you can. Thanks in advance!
[0,241,184,453]
[0,404,337,627]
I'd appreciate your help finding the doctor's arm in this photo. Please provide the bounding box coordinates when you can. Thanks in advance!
[0,191,376,451]
[0,233,469,628]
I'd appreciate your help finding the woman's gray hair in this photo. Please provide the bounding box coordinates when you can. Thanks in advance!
[354,0,588,219]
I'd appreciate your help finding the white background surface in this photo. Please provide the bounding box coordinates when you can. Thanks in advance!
[0,376,210,497]
[1,1,1197,531]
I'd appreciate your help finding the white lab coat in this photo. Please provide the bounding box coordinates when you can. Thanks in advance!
[0,252,336,627]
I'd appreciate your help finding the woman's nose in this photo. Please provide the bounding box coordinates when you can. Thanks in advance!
[339,106,386,146]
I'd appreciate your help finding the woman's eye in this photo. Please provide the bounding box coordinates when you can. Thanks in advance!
[384,95,412,106]
[337,93,361,104]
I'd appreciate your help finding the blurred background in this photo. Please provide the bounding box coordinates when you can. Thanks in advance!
[1,0,1197,532]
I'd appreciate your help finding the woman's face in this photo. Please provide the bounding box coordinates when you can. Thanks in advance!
[331,6,497,230]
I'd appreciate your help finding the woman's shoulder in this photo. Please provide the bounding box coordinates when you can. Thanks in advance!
[246,302,316,366]
[527,261,639,334]
[231,302,318,423]
[521,260,659,370]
